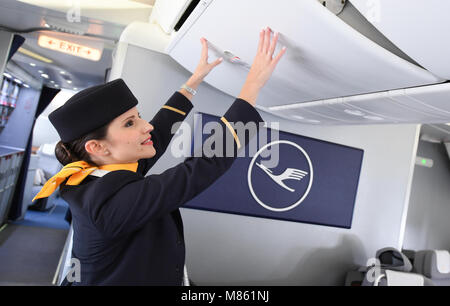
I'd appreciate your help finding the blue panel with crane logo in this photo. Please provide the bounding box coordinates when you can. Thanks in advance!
[183,112,364,229]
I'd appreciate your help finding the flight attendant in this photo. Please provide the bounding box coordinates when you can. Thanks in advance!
[34,28,286,285]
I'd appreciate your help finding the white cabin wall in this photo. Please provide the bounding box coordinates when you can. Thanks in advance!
[31,90,77,147]
[403,140,450,251]
[112,43,420,285]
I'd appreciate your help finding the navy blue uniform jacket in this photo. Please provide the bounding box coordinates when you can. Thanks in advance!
[60,92,263,285]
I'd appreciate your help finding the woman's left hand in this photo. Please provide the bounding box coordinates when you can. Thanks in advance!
[180,38,223,100]
[190,38,223,84]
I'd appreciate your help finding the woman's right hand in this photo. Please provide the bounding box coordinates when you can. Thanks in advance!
[238,27,286,106]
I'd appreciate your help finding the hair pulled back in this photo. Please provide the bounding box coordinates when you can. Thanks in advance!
[54,124,109,166]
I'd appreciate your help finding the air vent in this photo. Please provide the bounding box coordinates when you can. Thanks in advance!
[44,17,88,35]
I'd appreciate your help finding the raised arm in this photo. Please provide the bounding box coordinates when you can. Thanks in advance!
[137,37,224,174]
[93,28,286,238]
[137,92,193,174]
[239,27,286,105]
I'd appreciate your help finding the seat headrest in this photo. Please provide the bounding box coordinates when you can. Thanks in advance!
[37,143,57,157]
[423,250,450,279]
[384,270,424,286]
[376,247,412,272]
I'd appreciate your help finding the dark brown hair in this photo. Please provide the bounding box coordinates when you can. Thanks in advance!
[54,124,109,166]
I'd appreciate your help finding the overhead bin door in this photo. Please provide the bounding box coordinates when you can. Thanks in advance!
[168,0,443,108]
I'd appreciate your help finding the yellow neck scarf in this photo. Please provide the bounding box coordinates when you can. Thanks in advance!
[32,160,138,202]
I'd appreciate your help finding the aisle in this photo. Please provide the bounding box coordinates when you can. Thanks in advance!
[0,224,68,285]
[13,197,70,230]
[0,197,70,285]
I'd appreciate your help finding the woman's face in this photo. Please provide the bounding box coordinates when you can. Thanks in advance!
[101,106,156,164]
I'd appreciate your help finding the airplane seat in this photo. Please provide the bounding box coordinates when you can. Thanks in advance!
[28,142,62,211]
[35,143,61,179]
[414,250,450,286]
[344,269,366,286]
[360,247,431,286]
[376,247,413,272]
[345,247,424,286]
[401,249,416,266]
[365,269,434,286]
[412,250,428,274]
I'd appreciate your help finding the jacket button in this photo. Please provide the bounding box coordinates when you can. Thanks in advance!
[176,267,180,272]
[177,240,182,245]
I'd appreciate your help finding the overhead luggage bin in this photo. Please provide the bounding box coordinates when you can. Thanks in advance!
[167,0,443,108]
[350,0,450,80]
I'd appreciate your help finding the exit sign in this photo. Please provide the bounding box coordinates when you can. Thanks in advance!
[38,35,102,61]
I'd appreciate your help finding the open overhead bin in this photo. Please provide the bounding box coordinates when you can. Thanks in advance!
[167,0,443,109]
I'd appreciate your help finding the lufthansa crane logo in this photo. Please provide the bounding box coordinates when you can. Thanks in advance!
[247,140,313,212]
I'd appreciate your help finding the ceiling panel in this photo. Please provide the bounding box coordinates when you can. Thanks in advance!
[404,84,450,116]
[268,83,450,125]
[168,0,443,108]
[350,0,450,79]
[0,0,125,90]
[344,92,438,122]
[302,99,396,124]
[271,108,337,125]
[385,89,450,120]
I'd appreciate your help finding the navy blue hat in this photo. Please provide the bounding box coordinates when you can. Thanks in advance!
[49,78,138,142]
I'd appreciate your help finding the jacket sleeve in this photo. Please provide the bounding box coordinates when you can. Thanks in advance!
[91,98,264,239]
[137,91,193,175]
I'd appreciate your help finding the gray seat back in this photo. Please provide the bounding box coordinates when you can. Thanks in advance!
[376,270,433,286]
[415,250,450,286]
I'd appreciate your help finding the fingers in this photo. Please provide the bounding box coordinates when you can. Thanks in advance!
[210,57,223,68]
[200,37,208,62]
[257,28,265,53]
[260,27,279,57]
[263,27,271,53]
[272,46,287,67]
[268,31,279,57]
